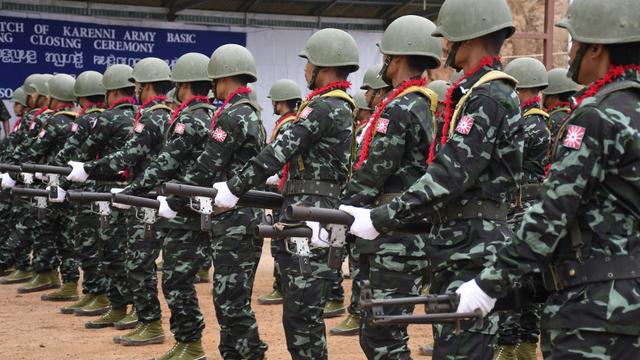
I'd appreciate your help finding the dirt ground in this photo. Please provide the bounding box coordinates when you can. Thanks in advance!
[0,239,437,360]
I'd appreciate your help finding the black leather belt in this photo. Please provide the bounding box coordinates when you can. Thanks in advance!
[542,254,640,292]
[430,200,508,224]
[283,179,341,198]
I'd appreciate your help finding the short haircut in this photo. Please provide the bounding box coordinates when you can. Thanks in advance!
[86,94,105,104]
[480,28,511,55]
[606,41,640,66]
[148,81,173,95]
[407,55,439,72]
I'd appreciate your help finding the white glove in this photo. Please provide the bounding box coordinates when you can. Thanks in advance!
[306,221,330,248]
[265,174,280,186]
[47,186,66,203]
[157,196,177,219]
[1,173,16,189]
[35,172,47,181]
[21,172,34,184]
[66,161,89,182]
[455,279,496,317]
[110,188,131,210]
[338,205,380,240]
[213,182,239,208]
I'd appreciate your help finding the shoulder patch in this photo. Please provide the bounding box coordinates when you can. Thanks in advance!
[134,123,145,134]
[562,125,586,150]
[299,107,313,119]
[376,118,390,134]
[212,127,227,142]
[455,115,474,135]
[71,123,79,133]
[174,123,186,135]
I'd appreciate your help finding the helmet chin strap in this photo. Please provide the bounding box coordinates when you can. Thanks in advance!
[567,43,587,84]
[445,42,462,71]
[308,66,321,90]
[378,55,394,85]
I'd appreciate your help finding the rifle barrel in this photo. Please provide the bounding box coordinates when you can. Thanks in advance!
[20,163,71,175]
[66,191,112,203]
[11,187,48,197]
[285,206,354,226]
[112,193,159,209]
[254,224,313,239]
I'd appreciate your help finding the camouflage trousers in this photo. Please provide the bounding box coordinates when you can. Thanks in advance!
[0,200,33,272]
[496,303,541,345]
[100,209,131,309]
[70,207,108,294]
[541,328,640,359]
[346,240,361,316]
[358,252,427,360]
[126,221,165,323]
[30,205,78,283]
[161,225,208,342]
[270,237,283,292]
[211,208,267,359]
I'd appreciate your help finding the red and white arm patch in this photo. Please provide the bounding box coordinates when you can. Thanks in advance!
[455,115,474,135]
[562,125,586,150]
[134,123,145,134]
[71,123,79,133]
[299,107,313,119]
[212,128,227,142]
[376,118,390,134]
[174,123,186,135]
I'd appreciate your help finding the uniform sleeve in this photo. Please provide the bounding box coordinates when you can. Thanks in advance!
[75,114,111,161]
[369,94,503,232]
[24,122,61,161]
[476,107,613,297]
[341,105,413,206]
[227,100,331,195]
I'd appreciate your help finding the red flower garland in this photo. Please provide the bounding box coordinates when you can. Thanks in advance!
[545,101,572,114]
[354,78,426,170]
[108,96,136,110]
[169,95,209,126]
[51,103,75,112]
[132,95,167,131]
[271,112,296,191]
[428,56,501,164]
[519,96,541,110]
[78,102,104,116]
[210,87,252,131]
[28,106,49,129]
[572,64,640,109]
[270,112,296,141]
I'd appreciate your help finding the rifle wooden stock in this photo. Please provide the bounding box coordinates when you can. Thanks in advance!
[66,191,112,203]
[20,163,71,175]
[254,225,313,239]
[161,182,284,209]
[11,187,48,197]
[112,193,159,209]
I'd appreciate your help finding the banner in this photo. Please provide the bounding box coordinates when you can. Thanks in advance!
[0,15,246,99]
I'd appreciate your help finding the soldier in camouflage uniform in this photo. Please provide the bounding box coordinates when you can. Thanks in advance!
[352,90,373,138]
[68,57,175,337]
[68,64,137,321]
[340,1,524,358]
[542,68,579,142]
[339,15,440,358]
[213,29,359,360]
[461,0,640,358]
[259,78,302,306]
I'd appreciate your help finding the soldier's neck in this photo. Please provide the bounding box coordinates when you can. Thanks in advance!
[315,75,343,88]
[391,68,423,88]
[462,49,497,73]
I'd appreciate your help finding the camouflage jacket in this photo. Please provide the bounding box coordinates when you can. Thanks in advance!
[477,68,640,335]
[54,105,105,164]
[84,100,171,182]
[8,108,51,164]
[521,100,550,183]
[24,108,76,165]
[547,105,572,142]
[0,111,29,162]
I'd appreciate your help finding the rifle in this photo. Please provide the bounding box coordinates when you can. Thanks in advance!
[10,186,49,219]
[254,224,313,274]
[66,191,112,229]
[0,163,22,173]
[20,163,71,199]
[111,193,159,239]
[159,182,283,231]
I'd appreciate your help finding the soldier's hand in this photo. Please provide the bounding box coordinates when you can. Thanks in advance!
[67,161,89,182]
[20,172,34,184]
[213,181,239,208]
[339,205,380,240]
[110,188,131,210]
[35,172,48,181]
[157,196,178,219]
[1,173,16,189]
[455,279,496,317]
[47,186,66,203]
[306,221,330,248]
[265,174,280,186]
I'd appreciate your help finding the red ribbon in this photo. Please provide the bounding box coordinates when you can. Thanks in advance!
[78,102,104,116]
[169,95,210,126]
[132,95,167,131]
[519,96,541,110]
[27,106,49,129]
[210,87,252,131]
[572,64,640,109]
[544,101,573,114]
[108,96,136,110]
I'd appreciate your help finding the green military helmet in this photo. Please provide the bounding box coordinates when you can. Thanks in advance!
[74,71,105,98]
[268,79,302,102]
[47,73,76,102]
[504,57,548,89]
[103,64,135,90]
[166,88,178,103]
[427,80,450,102]
[33,74,53,96]
[432,0,515,42]
[450,70,463,83]
[379,15,442,66]
[172,52,210,83]
[556,0,640,45]
[130,57,171,83]
[208,44,257,82]
[298,28,359,71]
[361,64,389,90]
[543,68,579,95]
[11,87,28,107]
[353,90,371,111]
[23,74,41,94]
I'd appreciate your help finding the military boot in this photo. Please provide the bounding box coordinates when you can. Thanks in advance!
[120,320,165,346]
[257,289,284,305]
[17,271,60,293]
[114,308,138,330]
[515,342,538,360]
[195,269,209,283]
[61,293,97,314]
[0,269,33,284]
[74,294,110,316]
[418,343,433,356]
[85,307,127,329]
[493,345,518,360]
[114,322,144,344]
[156,339,206,360]
[41,282,79,301]
[329,314,360,336]
[323,300,346,318]
[0,267,13,277]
